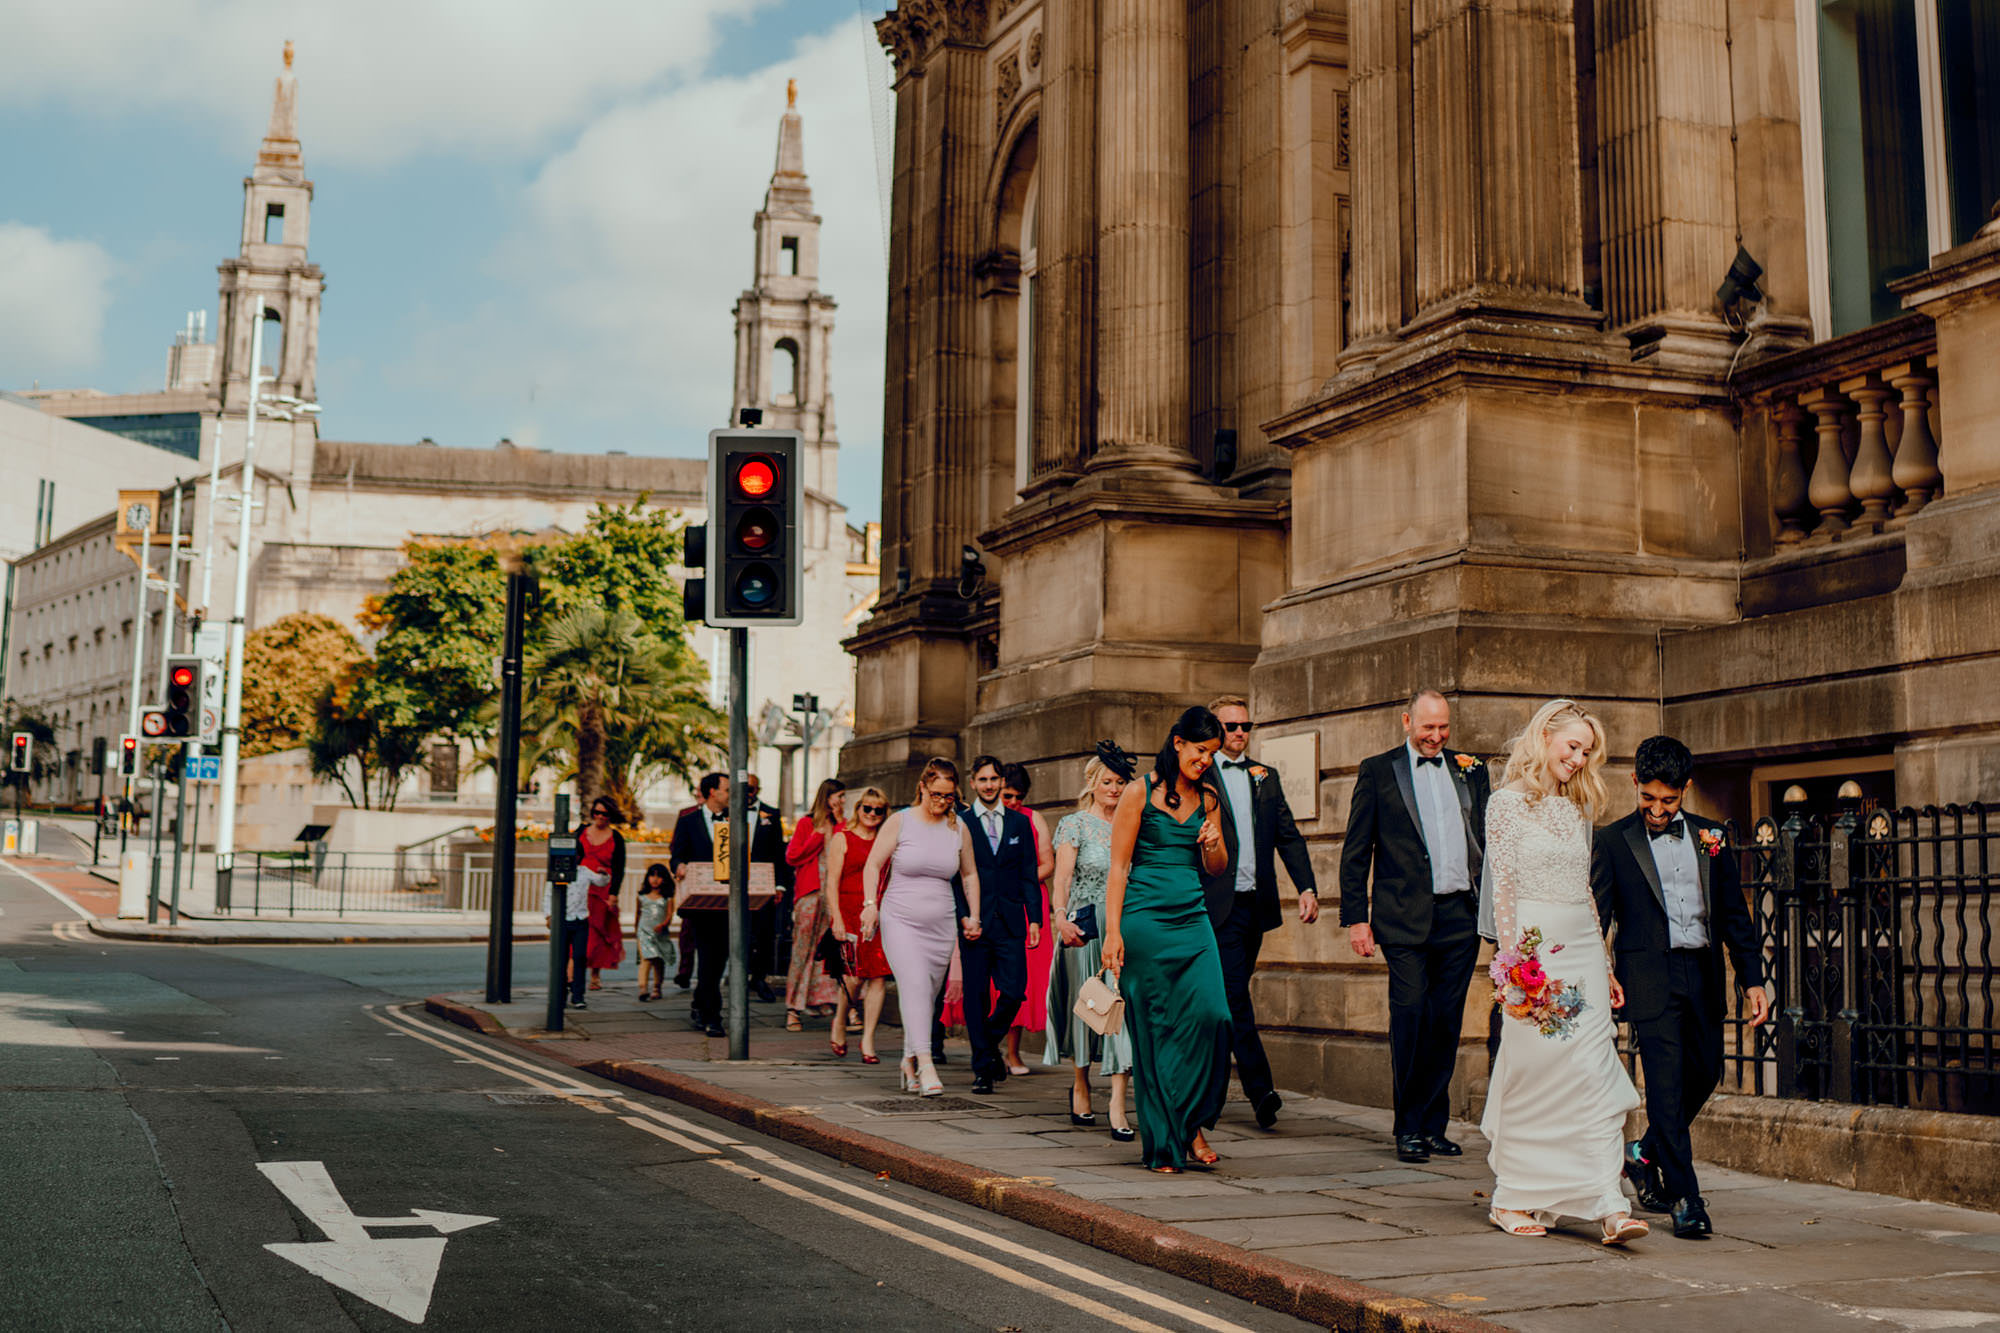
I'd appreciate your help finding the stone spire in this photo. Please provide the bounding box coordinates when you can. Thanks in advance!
[766,79,812,216]
[257,41,303,181]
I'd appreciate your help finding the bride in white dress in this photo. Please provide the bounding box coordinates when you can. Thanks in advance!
[1478,699,1648,1245]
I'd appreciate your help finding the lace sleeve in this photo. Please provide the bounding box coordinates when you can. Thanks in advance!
[1055,814,1081,851]
[1487,793,1526,952]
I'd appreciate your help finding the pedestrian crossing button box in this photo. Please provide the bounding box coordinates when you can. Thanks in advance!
[547,832,580,885]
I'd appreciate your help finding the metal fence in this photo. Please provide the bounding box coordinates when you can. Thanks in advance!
[1639,805,1999,1117]
[234,845,548,917]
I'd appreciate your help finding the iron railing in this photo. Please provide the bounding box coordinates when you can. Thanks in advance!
[234,848,546,917]
[1623,805,1998,1117]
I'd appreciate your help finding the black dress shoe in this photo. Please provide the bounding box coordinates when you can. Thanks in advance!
[704,1023,726,1038]
[1624,1143,1670,1213]
[1395,1134,1431,1163]
[753,979,777,1004]
[673,975,690,990]
[1670,1197,1713,1239]
[971,1076,994,1095]
[1253,1091,1283,1129]
[1423,1134,1462,1157]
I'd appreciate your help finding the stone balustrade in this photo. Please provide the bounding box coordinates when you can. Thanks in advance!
[1743,314,1944,545]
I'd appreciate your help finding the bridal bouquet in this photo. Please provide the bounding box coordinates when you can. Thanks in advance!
[1491,927,1587,1039]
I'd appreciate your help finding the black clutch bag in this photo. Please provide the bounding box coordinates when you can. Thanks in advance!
[1067,904,1099,945]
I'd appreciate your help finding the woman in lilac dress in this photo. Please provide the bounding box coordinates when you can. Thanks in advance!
[861,757,984,1097]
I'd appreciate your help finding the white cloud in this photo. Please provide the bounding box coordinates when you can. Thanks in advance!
[0,224,115,374]
[0,0,779,165]
[383,15,889,513]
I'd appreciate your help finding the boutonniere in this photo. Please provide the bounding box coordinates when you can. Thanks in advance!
[1696,827,1724,858]
[1451,753,1479,779]
[1248,765,1268,781]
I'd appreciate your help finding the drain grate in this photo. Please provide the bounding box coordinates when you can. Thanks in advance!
[487,1092,565,1106]
[851,1096,993,1114]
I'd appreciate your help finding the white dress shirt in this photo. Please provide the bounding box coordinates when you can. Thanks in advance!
[1647,818,1709,948]
[543,878,589,921]
[1216,757,1257,893]
[972,798,1006,854]
[1407,741,1471,896]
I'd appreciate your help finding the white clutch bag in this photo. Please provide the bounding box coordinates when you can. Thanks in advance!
[1073,970,1125,1036]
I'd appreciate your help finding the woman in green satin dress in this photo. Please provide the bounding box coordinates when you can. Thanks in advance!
[1103,706,1233,1173]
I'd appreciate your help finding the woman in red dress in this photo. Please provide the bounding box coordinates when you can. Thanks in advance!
[784,779,848,1029]
[1001,764,1057,1075]
[824,786,893,1063]
[580,796,627,990]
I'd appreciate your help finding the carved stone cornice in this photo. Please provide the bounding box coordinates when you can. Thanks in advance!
[876,0,991,74]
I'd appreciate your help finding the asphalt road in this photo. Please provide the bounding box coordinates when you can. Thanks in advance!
[0,863,1322,1333]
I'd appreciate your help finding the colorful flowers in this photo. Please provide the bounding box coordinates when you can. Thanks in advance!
[1453,753,1478,771]
[1696,827,1725,858]
[1490,926,1588,1040]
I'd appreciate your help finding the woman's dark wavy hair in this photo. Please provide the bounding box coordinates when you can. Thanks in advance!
[1153,706,1223,810]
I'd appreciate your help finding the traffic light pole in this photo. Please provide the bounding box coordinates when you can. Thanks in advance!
[92,759,105,866]
[486,565,529,1005]
[146,755,166,924]
[727,626,750,1061]
[122,519,153,859]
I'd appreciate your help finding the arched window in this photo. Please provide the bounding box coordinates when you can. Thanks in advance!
[774,338,801,404]
[261,306,285,379]
[1015,176,1038,498]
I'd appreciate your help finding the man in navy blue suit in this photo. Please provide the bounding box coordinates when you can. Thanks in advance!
[954,755,1041,1094]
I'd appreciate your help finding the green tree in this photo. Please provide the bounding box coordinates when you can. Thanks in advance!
[306,663,428,810]
[241,613,362,757]
[357,537,506,743]
[522,605,689,817]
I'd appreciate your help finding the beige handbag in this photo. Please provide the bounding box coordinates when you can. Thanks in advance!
[1074,970,1125,1036]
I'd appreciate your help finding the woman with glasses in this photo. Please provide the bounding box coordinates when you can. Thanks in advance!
[824,785,892,1062]
[1046,744,1138,1141]
[862,758,984,1097]
[784,778,848,1031]
[579,796,628,995]
[1103,708,1233,1172]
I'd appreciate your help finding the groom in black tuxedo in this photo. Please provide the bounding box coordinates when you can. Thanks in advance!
[955,755,1040,1095]
[1339,690,1490,1163]
[1202,696,1321,1129]
[1591,735,1769,1239]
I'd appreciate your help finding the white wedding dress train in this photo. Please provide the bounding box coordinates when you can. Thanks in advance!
[1478,789,1639,1222]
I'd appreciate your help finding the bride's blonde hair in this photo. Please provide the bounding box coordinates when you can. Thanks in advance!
[1501,698,1610,821]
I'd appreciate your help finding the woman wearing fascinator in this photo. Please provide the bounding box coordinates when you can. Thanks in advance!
[1044,741,1139,1142]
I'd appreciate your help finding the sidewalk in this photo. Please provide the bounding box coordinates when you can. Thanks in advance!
[4,854,548,944]
[428,983,2000,1333]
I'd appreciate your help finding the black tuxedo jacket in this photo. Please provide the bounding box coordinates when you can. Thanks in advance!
[1338,745,1490,948]
[952,804,1036,941]
[668,805,718,876]
[1202,759,1317,931]
[1590,810,1766,1024]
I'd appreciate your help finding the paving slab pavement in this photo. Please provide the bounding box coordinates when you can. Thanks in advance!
[426,981,2000,1332]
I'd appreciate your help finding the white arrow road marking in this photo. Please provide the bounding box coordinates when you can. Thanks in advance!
[258,1162,494,1324]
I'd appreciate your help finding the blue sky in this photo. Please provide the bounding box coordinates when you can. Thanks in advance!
[0,0,891,523]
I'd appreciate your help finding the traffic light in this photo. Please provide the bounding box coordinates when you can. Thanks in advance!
[91,735,107,776]
[682,522,708,624]
[163,656,201,739]
[8,732,30,773]
[119,735,139,776]
[706,428,803,627]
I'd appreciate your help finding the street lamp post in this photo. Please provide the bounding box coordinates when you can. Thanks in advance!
[120,507,154,858]
[211,304,317,912]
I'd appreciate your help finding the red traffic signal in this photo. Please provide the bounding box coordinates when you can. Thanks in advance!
[733,455,777,499]
[158,655,202,738]
[119,734,139,776]
[8,732,29,774]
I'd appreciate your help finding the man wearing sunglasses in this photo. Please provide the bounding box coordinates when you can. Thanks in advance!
[1203,695,1320,1129]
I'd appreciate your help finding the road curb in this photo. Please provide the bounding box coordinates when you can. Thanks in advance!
[88,920,549,945]
[424,994,1503,1333]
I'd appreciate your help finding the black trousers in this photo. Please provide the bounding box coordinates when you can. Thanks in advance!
[1633,950,1724,1206]
[750,897,779,979]
[688,910,731,1025]
[560,919,590,1004]
[1214,894,1276,1105]
[959,930,1028,1080]
[1382,891,1480,1137]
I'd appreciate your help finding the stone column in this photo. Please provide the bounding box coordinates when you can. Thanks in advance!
[1092,0,1197,470]
[1033,0,1097,477]
[1595,0,1739,358]
[1344,0,1414,359]
[1410,0,1590,324]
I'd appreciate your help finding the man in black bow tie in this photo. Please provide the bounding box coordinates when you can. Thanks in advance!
[1591,735,1769,1239]
[1201,696,1320,1129]
[1339,690,1490,1163]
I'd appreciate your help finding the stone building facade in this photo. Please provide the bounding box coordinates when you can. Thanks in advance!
[846,0,2000,1109]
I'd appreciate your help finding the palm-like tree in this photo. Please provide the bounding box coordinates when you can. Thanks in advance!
[520,606,720,818]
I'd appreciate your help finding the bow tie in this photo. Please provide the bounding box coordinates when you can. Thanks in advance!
[1650,820,1685,841]
[1415,754,1444,768]
[1219,758,1250,770]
